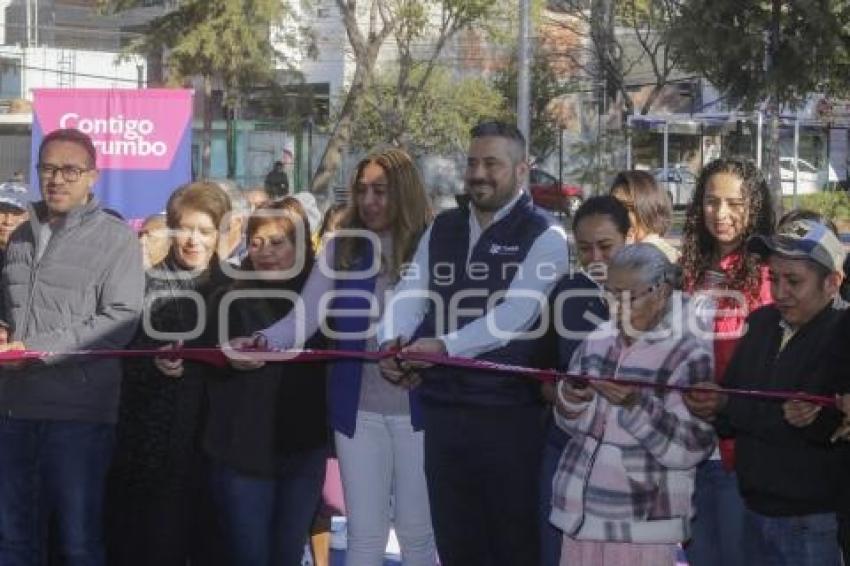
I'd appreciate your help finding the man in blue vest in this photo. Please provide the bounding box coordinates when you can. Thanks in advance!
[378,121,569,565]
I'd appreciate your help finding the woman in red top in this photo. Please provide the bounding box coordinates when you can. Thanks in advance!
[680,158,775,566]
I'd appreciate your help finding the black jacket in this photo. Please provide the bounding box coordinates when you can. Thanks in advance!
[203,272,328,478]
[264,170,289,197]
[718,302,848,516]
[111,255,228,496]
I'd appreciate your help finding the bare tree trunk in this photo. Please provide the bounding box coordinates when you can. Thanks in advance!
[201,74,213,180]
[310,60,376,194]
[765,0,784,217]
[310,0,395,195]
[640,85,665,115]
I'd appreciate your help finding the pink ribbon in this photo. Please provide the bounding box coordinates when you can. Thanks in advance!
[0,347,835,407]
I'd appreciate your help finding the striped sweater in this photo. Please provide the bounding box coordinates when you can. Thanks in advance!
[550,303,716,543]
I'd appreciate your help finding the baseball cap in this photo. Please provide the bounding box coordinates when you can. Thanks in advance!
[748,219,847,273]
[0,182,33,212]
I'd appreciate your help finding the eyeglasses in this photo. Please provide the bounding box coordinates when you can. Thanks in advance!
[37,164,92,182]
[602,283,661,306]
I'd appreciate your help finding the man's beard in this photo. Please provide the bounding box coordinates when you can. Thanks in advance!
[466,174,517,212]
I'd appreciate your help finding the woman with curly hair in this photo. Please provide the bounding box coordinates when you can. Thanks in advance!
[680,158,775,566]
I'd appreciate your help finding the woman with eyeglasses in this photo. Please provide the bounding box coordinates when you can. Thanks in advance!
[552,243,715,566]
[228,148,437,566]
[678,158,775,566]
[204,197,329,565]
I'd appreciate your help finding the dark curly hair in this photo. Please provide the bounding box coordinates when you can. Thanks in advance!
[680,158,775,304]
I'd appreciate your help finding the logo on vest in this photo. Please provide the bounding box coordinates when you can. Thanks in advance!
[489,243,520,255]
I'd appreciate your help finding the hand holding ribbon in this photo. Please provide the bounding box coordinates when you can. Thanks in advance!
[153,341,184,378]
[225,334,268,371]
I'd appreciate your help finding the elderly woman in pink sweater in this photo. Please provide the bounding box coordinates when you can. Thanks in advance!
[552,243,716,566]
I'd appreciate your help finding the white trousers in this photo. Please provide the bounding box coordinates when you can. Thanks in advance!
[335,411,436,566]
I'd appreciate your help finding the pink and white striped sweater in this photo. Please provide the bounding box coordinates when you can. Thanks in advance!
[550,309,716,544]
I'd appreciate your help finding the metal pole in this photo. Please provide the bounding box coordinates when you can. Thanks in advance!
[517,0,531,156]
[756,111,763,168]
[793,113,800,209]
[663,120,669,175]
[597,87,602,194]
[626,115,632,169]
[25,0,31,47]
[558,128,563,187]
[307,117,314,188]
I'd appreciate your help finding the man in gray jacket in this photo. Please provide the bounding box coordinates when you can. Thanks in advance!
[0,128,144,566]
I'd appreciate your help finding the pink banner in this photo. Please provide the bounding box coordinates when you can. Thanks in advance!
[33,88,191,171]
[32,88,193,218]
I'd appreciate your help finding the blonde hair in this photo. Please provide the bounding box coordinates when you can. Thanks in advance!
[336,148,432,281]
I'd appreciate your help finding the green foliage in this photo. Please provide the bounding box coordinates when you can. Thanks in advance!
[562,131,625,194]
[783,191,850,221]
[101,0,289,94]
[349,66,509,154]
[491,49,576,160]
[483,0,548,46]
[668,0,850,108]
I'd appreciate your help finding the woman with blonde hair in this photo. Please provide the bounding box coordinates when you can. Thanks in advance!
[230,148,437,566]
[110,182,233,566]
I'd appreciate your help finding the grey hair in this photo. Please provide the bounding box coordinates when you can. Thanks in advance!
[609,243,683,288]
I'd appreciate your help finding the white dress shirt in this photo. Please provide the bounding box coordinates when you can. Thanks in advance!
[377,191,569,358]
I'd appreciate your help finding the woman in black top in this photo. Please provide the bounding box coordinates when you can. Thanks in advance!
[108,181,232,566]
[205,197,328,566]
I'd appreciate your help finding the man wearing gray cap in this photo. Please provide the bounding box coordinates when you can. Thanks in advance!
[0,182,31,265]
[684,218,847,566]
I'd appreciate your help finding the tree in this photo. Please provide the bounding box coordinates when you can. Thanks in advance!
[308,0,399,194]
[380,0,493,149]
[100,0,295,179]
[546,0,684,117]
[351,66,509,153]
[668,0,850,213]
[491,47,577,161]
[310,0,499,193]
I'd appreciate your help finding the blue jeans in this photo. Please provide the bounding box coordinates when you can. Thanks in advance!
[209,447,327,566]
[685,460,754,566]
[539,418,568,566]
[748,510,842,566]
[0,417,114,566]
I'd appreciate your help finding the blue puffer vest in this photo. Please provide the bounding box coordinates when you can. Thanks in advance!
[415,193,556,406]
[327,241,422,436]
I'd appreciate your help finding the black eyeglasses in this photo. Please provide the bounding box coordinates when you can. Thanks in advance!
[37,163,92,182]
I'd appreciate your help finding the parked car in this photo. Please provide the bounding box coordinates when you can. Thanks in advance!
[779,157,839,195]
[528,168,583,216]
[652,166,696,208]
